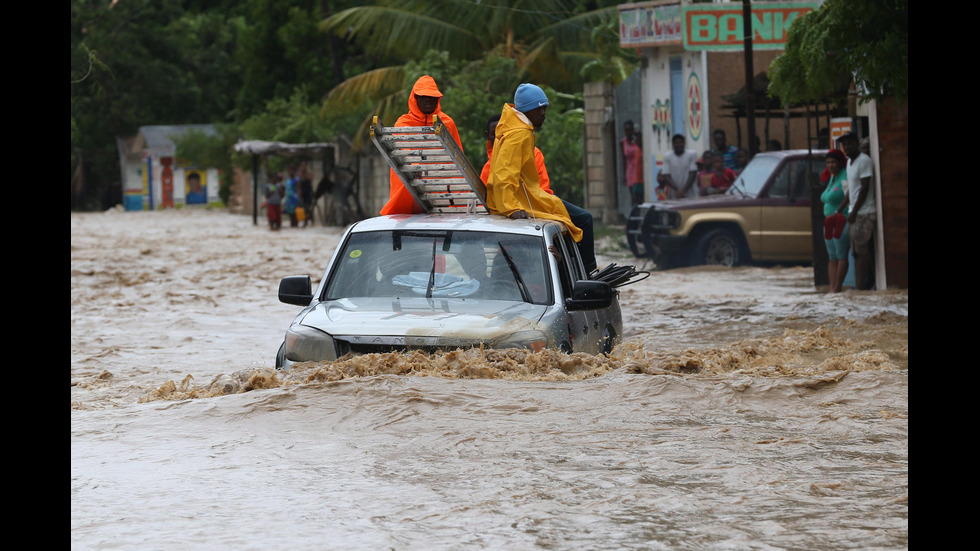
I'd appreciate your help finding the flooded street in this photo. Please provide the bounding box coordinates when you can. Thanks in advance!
[71,209,908,549]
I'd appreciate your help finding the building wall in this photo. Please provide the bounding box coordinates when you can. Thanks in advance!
[642,47,707,152]
[626,48,824,208]
[121,153,221,210]
[583,81,618,225]
[640,47,708,197]
[359,151,388,218]
[876,97,909,289]
[705,50,813,152]
[230,166,256,216]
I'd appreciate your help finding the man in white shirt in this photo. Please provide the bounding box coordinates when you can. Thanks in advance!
[658,134,699,199]
[840,131,875,290]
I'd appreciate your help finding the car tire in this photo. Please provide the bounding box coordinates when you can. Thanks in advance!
[692,228,742,267]
[275,342,286,370]
[600,326,616,356]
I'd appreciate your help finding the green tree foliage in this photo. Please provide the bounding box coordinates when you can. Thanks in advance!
[323,0,618,85]
[241,90,338,144]
[320,0,625,130]
[768,0,908,105]
[70,0,615,210]
[71,0,236,208]
[577,16,638,85]
[71,0,366,209]
[234,0,346,116]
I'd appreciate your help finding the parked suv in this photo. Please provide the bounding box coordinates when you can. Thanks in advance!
[627,150,826,267]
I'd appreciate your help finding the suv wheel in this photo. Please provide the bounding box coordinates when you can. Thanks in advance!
[693,229,742,267]
[600,326,616,356]
[275,342,286,369]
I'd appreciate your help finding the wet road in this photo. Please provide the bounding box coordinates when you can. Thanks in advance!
[71,209,908,549]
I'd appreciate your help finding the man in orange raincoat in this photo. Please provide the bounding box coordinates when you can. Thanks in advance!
[379,75,463,215]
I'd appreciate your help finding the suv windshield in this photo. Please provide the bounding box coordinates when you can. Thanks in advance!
[324,230,553,305]
[729,155,780,197]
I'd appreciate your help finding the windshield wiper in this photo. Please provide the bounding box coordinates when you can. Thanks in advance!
[425,239,437,298]
[731,177,748,197]
[497,241,531,303]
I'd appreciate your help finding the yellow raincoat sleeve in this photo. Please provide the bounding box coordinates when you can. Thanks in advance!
[486,133,534,217]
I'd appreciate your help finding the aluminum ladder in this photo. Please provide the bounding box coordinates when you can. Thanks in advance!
[369,115,488,214]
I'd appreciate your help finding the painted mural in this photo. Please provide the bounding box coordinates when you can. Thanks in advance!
[184,169,207,205]
[686,72,703,143]
[651,99,671,150]
[160,157,175,209]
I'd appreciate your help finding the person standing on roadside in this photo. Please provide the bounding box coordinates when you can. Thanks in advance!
[621,121,644,206]
[821,150,850,293]
[298,162,314,227]
[284,165,300,227]
[711,129,738,169]
[839,131,876,290]
[701,153,736,196]
[658,134,698,199]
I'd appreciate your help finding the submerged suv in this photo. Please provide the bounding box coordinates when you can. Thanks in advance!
[276,214,622,368]
[627,150,826,267]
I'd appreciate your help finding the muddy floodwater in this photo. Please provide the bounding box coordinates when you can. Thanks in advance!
[71,209,908,549]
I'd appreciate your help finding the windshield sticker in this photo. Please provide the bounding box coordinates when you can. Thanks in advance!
[349,250,362,258]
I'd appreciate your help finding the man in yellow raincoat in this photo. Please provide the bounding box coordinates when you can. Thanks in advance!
[487,83,596,272]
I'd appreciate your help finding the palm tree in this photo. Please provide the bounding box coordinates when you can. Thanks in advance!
[319,0,625,140]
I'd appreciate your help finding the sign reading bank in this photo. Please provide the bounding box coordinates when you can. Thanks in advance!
[682,2,817,51]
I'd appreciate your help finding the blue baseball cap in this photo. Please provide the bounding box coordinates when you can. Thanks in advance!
[514,83,549,113]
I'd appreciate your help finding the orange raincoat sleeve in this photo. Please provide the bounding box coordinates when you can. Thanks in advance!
[480,159,491,186]
[534,148,554,195]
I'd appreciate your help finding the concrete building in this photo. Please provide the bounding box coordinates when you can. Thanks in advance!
[116,125,221,211]
[603,0,819,220]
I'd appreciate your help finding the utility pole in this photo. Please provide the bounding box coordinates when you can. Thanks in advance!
[742,0,758,155]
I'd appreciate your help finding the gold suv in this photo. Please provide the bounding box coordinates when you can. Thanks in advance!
[627,150,827,267]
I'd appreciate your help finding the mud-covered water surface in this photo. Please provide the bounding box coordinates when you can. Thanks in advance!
[71,209,907,549]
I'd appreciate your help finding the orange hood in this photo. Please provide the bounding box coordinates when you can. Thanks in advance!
[404,75,445,126]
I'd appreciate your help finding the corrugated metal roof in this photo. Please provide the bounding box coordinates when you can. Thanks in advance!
[233,140,336,157]
[136,124,216,155]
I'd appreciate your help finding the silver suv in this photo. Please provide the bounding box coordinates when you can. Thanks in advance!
[276,214,622,367]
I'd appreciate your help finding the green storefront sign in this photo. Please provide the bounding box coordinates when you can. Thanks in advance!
[682,2,817,51]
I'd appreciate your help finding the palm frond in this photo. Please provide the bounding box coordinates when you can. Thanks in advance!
[534,5,617,49]
[322,6,485,60]
[349,91,406,151]
[321,65,406,115]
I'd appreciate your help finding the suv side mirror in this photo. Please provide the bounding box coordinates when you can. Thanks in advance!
[279,275,313,306]
[566,280,613,310]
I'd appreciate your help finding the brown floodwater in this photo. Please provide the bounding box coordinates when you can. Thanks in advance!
[71,209,908,549]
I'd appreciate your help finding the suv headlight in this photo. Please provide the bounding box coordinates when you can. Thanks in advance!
[284,324,337,362]
[495,330,551,352]
[645,208,681,230]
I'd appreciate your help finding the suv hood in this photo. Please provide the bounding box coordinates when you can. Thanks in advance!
[650,194,743,210]
[299,297,551,340]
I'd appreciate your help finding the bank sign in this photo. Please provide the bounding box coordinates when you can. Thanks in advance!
[682,2,817,51]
